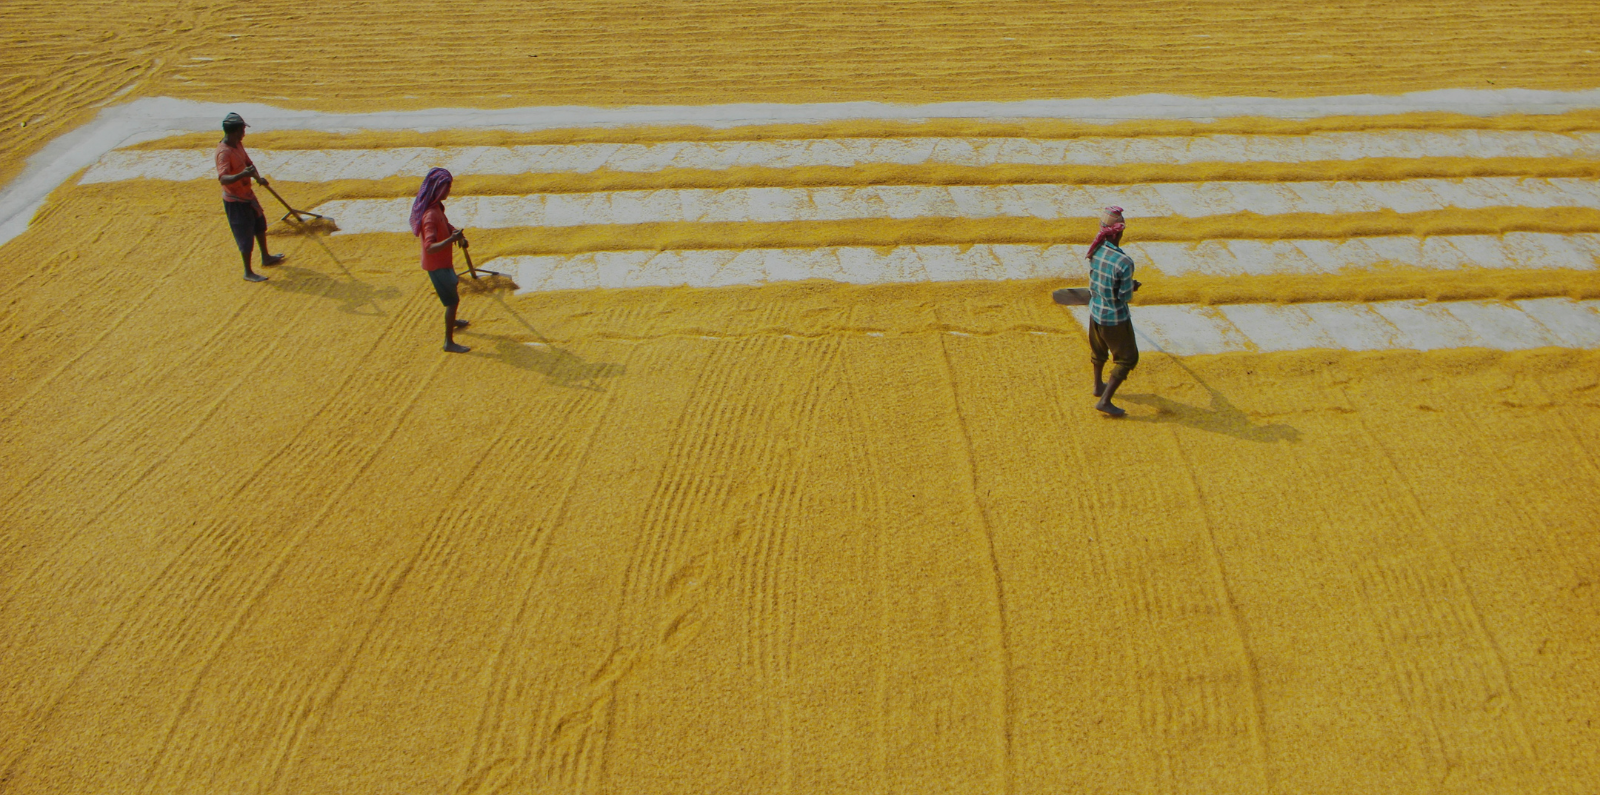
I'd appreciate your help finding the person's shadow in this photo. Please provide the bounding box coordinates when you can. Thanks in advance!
[469,294,626,391]
[474,334,627,390]
[266,226,399,315]
[1118,350,1299,443]
[265,265,401,316]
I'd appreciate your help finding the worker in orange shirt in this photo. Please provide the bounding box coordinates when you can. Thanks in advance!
[410,167,471,353]
[215,112,284,282]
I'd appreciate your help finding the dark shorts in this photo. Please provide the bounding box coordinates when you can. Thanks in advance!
[427,267,460,307]
[1089,320,1139,380]
[224,199,267,256]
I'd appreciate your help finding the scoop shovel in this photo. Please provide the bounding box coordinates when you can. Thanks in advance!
[1052,287,1090,306]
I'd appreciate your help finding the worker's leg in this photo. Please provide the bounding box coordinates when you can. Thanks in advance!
[444,304,470,353]
[253,203,284,266]
[1096,370,1127,417]
[430,268,470,353]
[1089,322,1110,397]
[1095,321,1139,417]
[227,201,267,282]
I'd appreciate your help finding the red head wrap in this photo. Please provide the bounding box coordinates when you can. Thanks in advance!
[1086,206,1125,260]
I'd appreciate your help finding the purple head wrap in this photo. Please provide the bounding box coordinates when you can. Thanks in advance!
[409,168,454,236]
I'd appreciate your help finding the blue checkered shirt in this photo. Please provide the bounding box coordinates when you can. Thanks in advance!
[1088,242,1135,325]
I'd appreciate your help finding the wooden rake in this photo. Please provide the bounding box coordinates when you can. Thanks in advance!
[260,181,333,225]
[456,230,504,279]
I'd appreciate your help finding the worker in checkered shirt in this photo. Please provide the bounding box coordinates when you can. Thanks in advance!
[1086,206,1141,417]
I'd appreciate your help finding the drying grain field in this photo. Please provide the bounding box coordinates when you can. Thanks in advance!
[1,2,1599,794]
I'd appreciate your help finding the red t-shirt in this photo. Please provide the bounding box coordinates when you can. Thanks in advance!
[215,141,256,202]
[419,204,455,271]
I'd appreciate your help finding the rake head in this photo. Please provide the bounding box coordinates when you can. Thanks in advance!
[282,209,331,223]
[280,210,338,233]
[457,272,518,294]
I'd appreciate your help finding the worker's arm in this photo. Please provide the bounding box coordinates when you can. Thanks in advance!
[219,163,256,185]
[425,228,465,254]
[1117,264,1135,306]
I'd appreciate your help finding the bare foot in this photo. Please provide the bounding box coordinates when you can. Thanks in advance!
[1093,382,1106,397]
[1095,400,1126,418]
[444,341,471,353]
[245,272,267,282]
[453,319,470,329]
[261,254,285,266]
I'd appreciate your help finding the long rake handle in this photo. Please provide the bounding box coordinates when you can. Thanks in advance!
[455,231,504,280]
[259,181,326,223]
[459,232,479,278]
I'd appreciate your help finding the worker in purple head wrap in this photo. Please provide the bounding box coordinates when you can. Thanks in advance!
[412,167,471,353]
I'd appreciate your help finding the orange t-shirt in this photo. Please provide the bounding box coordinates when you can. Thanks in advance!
[215,141,256,202]
[419,204,455,271]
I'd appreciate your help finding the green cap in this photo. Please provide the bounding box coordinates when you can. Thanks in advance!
[222,112,248,129]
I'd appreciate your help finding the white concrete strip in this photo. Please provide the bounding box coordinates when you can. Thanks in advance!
[495,245,1081,291]
[77,129,1600,184]
[1129,305,1257,356]
[1516,297,1600,347]
[482,234,1597,292]
[1216,304,1342,351]
[1123,233,1600,275]
[8,89,1600,247]
[1060,299,1600,354]
[316,178,1600,234]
